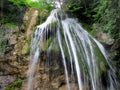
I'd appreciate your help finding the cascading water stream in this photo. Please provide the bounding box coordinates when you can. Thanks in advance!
[27,48,40,90]
[27,9,120,90]
[57,30,70,90]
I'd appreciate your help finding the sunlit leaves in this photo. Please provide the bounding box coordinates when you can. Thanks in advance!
[9,0,53,11]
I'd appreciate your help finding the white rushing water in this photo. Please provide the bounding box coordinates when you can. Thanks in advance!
[27,9,120,90]
[27,48,40,90]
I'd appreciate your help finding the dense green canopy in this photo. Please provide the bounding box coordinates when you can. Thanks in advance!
[8,0,53,10]
[1,0,120,39]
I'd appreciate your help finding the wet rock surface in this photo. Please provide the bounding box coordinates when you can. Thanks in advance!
[0,75,16,89]
[22,51,79,90]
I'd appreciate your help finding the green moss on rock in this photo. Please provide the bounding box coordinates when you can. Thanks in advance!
[5,79,23,90]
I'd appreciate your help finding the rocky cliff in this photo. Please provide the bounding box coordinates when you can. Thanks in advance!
[0,6,38,89]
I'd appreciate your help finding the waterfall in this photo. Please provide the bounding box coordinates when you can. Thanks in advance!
[27,9,120,90]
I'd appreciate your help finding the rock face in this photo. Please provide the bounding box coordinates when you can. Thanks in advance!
[0,7,38,89]
[0,75,16,89]
[22,51,79,90]
[34,51,65,90]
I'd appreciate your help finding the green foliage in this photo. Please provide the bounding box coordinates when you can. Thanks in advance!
[0,0,27,25]
[0,37,8,54]
[81,22,93,34]
[5,22,15,28]
[5,79,23,90]
[42,37,53,51]
[62,0,96,34]
[63,0,120,39]
[93,0,107,20]
[9,0,27,5]
[93,0,120,39]
[0,26,9,54]
[64,0,96,27]
[29,0,53,11]
[1,0,53,27]
[9,0,53,11]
